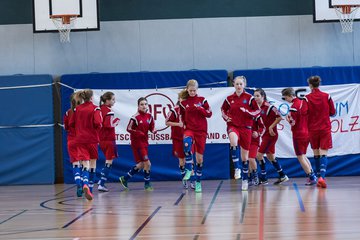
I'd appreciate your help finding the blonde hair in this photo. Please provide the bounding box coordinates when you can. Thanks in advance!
[178,89,188,100]
[233,76,247,87]
[70,91,82,111]
[80,89,93,102]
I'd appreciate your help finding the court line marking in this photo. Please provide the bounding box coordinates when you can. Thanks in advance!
[240,191,248,223]
[293,183,306,212]
[62,208,93,228]
[201,180,223,224]
[0,210,27,225]
[259,187,265,240]
[174,192,186,206]
[129,206,162,240]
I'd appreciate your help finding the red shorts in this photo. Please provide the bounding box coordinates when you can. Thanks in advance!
[100,140,118,160]
[293,137,309,156]
[227,126,252,151]
[172,139,185,158]
[67,140,79,163]
[77,143,98,160]
[184,130,207,155]
[131,146,149,163]
[309,131,333,150]
[248,143,259,159]
[258,134,278,154]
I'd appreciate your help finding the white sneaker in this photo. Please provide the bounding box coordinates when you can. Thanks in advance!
[242,180,248,191]
[190,181,195,189]
[234,168,241,180]
[98,185,109,192]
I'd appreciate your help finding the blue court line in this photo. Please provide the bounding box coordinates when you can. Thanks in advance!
[174,192,186,206]
[293,183,305,212]
[62,208,93,228]
[0,210,27,225]
[201,180,223,224]
[129,206,162,240]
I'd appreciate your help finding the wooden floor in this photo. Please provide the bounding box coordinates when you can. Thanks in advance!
[1,177,360,240]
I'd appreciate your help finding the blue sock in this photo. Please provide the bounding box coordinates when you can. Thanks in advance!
[72,164,82,187]
[258,159,267,179]
[195,163,203,182]
[242,160,249,180]
[179,165,185,179]
[314,155,320,177]
[320,155,328,179]
[230,146,240,169]
[124,166,140,181]
[99,163,112,186]
[271,159,285,178]
[185,154,193,171]
[308,170,316,181]
[82,167,89,187]
[89,168,96,192]
[144,170,151,185]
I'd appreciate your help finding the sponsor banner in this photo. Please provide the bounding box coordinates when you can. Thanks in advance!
[93,84,360,157]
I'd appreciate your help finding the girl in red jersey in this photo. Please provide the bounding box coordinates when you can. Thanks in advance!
[254,88,289,185]
[98,92,120,192]
[221,76,260,191]
[179,79,212,193]
[305,76,336,188]
[165,92,188,188]
[119,97,157,191]
[69,89,103,200]
[281,87,317,185]
[64,91,83,197]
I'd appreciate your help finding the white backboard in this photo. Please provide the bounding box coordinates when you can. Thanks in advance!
[33,0,99,32]
[314,0,360,22]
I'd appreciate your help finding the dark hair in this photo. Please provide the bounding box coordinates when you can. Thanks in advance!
[80,89,93,102]
[281,87,295,97]
[100,91,114,106]
[137,97,147,106]
[307,75,321,88]
[254,88,267,101]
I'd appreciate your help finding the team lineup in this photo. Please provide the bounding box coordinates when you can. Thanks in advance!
[64,75,335,200]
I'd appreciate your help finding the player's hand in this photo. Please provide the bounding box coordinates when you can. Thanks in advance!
[252,131,259,138]
[152,129,158,134]
[269,127,276,136]
[178,122,184,128]
[226,117,232,122]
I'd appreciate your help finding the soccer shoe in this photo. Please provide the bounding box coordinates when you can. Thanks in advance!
[242,179,248,191]
[98,185,109,192]
[317,177,327,188]
[195,181,202,193]
[76,186,83,197]
[305,176,318,186]
[83,185,93,200]
[234,168,241,180]
[273,175,289,185]
[144,182,154,191]
[190,181,195,190]
[119,176,129,190]
[183,169,192,181]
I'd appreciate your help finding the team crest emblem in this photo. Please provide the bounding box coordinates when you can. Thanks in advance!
[147,119,151,124]
[243,100,247,104]
[261,110,265,115]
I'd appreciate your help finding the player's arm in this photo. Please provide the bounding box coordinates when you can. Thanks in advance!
[221,98,231,122]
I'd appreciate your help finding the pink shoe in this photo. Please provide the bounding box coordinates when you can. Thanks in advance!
[317,177,327,188]
[83,185,94,200]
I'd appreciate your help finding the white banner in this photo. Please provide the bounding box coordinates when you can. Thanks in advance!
[93,83,360,157]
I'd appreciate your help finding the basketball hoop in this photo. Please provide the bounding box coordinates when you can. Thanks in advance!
[50,14,78,43]
[333,5,360,33]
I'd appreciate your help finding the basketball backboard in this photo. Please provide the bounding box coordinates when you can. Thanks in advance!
[33,0,99,32]
[314,0,360,22]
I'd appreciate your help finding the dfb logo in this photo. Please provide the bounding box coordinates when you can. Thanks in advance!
[145,92,175,131]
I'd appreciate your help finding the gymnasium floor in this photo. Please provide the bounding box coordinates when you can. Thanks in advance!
[0,177,359,240]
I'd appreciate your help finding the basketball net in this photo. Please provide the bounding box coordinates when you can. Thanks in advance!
[51,15,78,43]
[334,5,360,33]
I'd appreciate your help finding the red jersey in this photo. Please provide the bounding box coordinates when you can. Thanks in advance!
[251,115,265,145]
[127,110,155,148]
[64,109,75,142]
[288,98,308,138]
[221,91,260,129]
[165,105,183,140]
[259,101,281,136]
[69,102,103,144]
[305,88,335,132]
[179,95,212,133]
[99,104,119,141]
